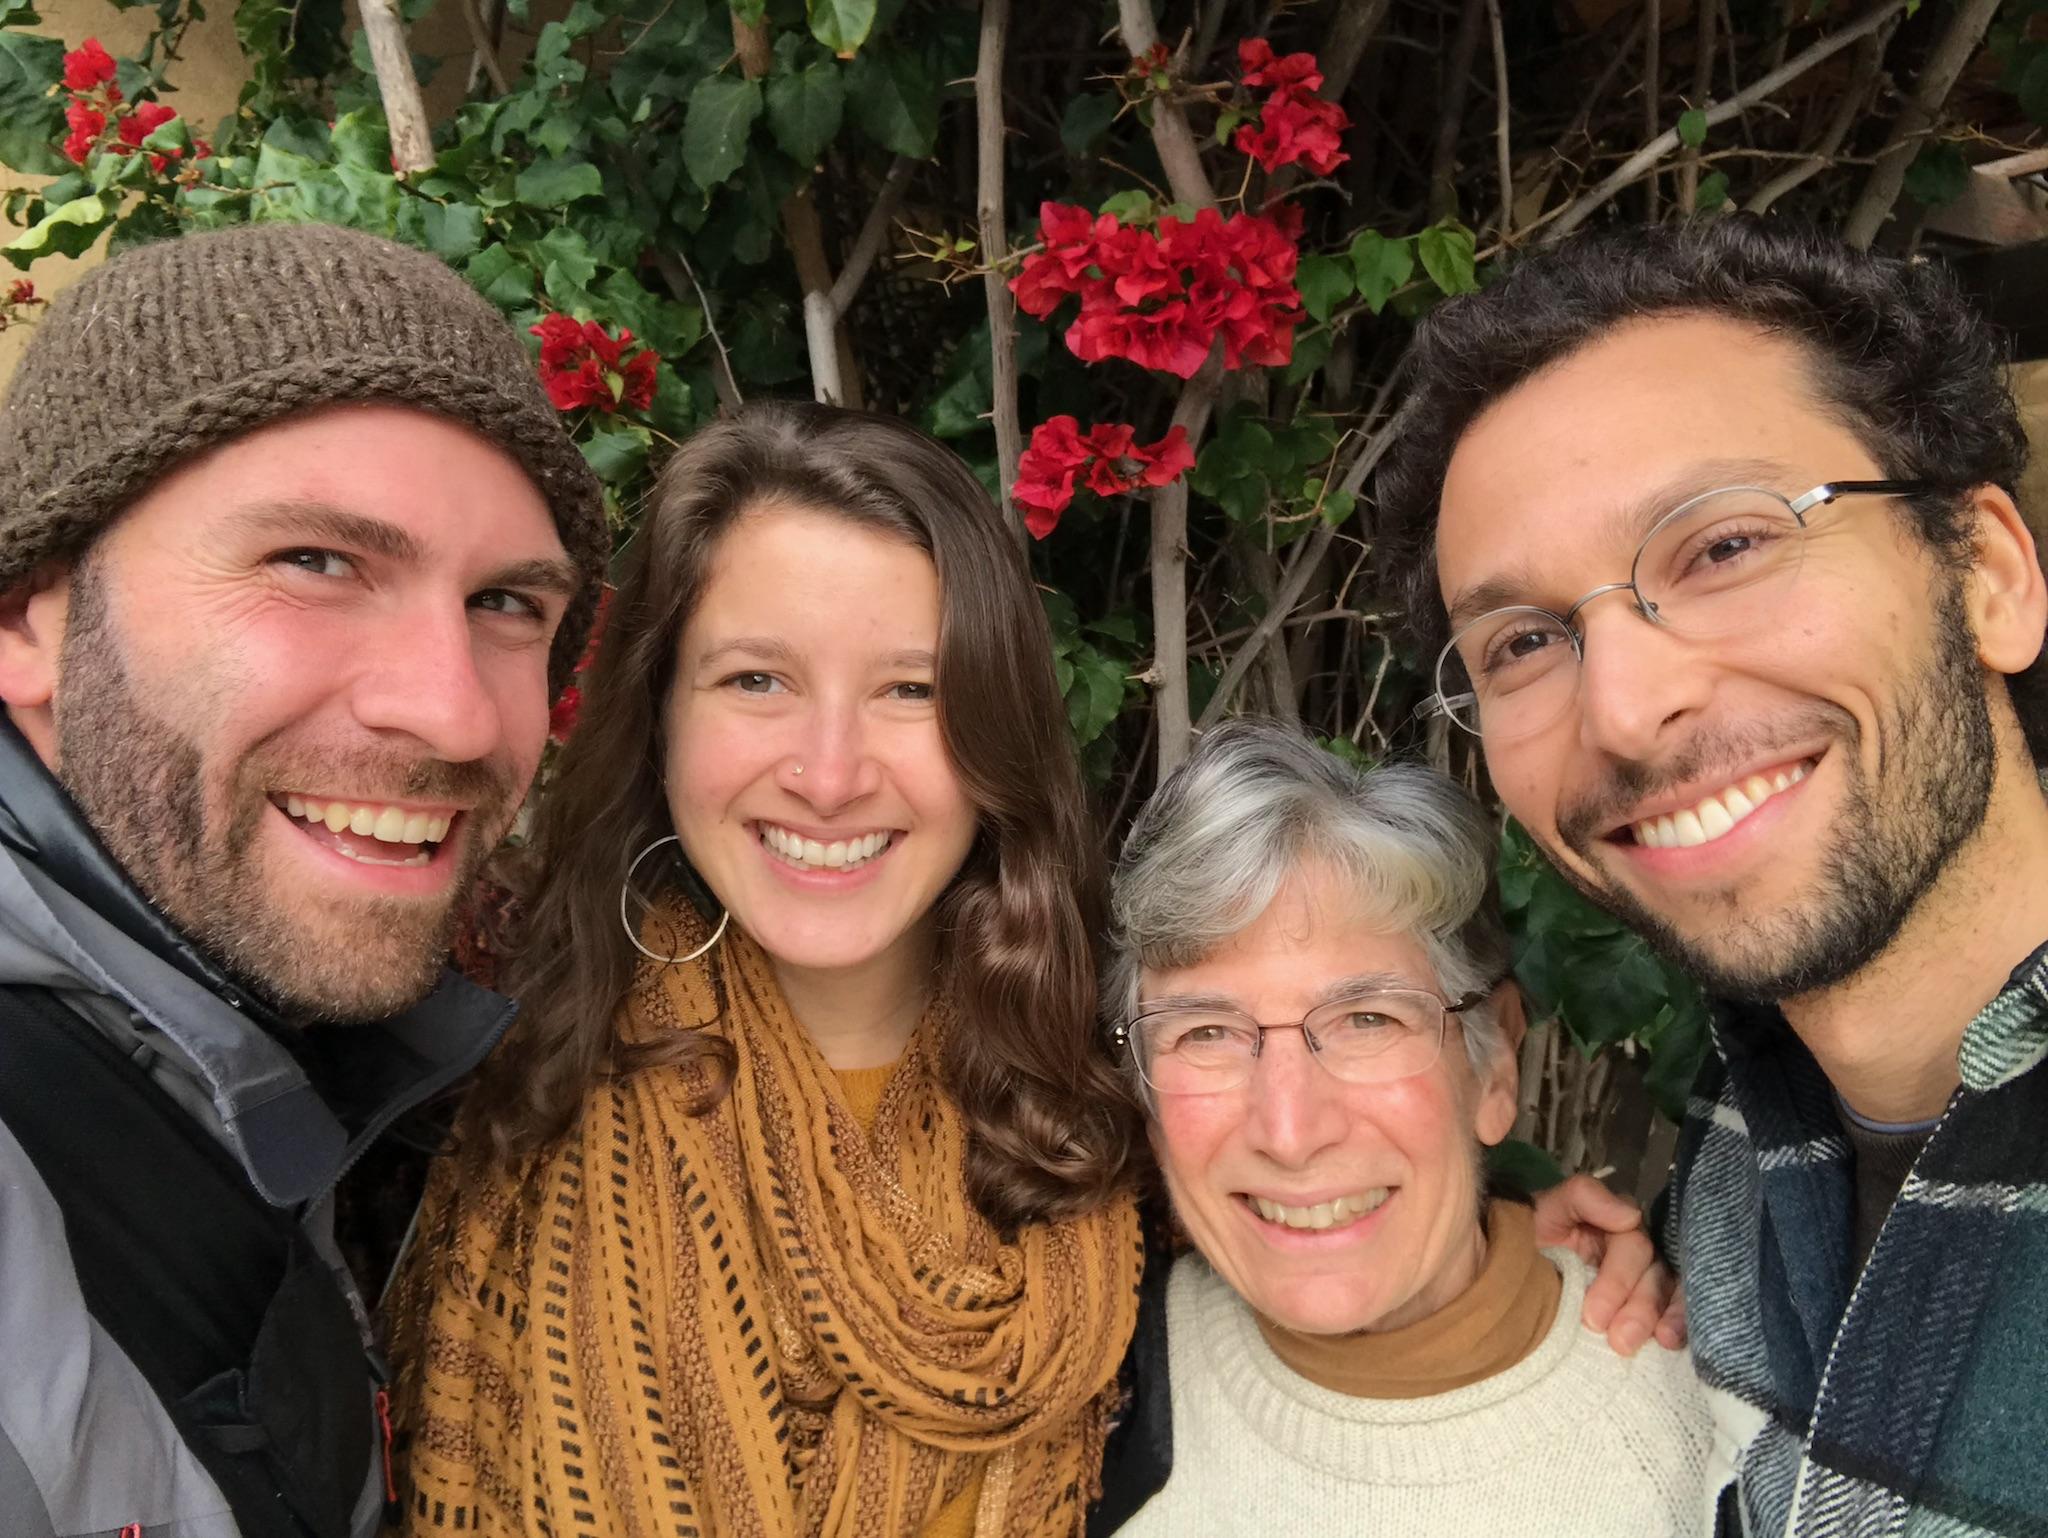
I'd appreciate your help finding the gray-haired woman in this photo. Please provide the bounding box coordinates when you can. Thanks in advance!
[1094,720,1709,1537]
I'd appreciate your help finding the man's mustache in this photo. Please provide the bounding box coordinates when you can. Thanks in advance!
[1555,705,1852,853]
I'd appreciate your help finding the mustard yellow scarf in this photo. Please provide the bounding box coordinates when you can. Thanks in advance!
[390,919,1141,1537]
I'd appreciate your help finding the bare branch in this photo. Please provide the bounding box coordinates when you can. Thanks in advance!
[1676,0,1716,213]
[1319,0,1393,103]
[462,0,507,97]
[651,249,743,412]
[975,0,1026,543]
[1746,18,1896,215]
[827,157,914,315]
[357,0,434,173]
[1115,0,1220,212]
[1150,355,1226,782]
[1484,0,1512,240]
[1428,0,1489,223]
[1539,1,1908,244]
[1642,0,1661,222]
[1841,0,2003,249]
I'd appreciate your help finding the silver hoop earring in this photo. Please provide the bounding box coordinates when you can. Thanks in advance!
[619,834,730,965]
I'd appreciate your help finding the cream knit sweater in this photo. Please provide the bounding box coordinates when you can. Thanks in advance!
[1112,1249,1711,1537]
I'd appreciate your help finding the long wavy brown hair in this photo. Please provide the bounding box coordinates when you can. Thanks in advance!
[464,401,1135,1227]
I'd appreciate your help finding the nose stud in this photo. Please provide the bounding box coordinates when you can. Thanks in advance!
[791,762,804,777]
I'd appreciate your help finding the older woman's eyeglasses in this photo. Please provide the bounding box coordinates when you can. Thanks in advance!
[1114,986,1493,1096]
[1422,479,1938,741]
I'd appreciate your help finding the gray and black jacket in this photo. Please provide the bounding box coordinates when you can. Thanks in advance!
[0,721,511,1538]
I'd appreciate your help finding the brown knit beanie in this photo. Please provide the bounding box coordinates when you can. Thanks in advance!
[0,223,608,693]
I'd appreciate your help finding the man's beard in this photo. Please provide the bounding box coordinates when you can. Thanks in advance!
[52,559,519,1023]
[1549,581,1997,1004]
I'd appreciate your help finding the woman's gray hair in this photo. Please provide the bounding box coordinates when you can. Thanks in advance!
[1107,718,1514,1076]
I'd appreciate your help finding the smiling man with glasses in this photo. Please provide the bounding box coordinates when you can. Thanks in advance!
[1380,219,2048,1537]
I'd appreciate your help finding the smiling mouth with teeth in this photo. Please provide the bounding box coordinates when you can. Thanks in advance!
[276,794,455,869]
[758,822,896,872]
[1245,1189,1391,1232]
[1624,757,1817,850]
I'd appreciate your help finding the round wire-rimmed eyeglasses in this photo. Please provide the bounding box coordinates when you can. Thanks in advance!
[1420,478,1940,741]
[1112,985,1494,1097]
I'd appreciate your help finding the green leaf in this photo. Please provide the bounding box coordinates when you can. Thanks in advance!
[683,75,763,190]
[465,242,536,307]
[329,109,389,170]
[1281,326,1332,386]
[532,21,588,88]
[1902,140,1970,208]
[1060,91,1120,157]
[1348,230,1413,313]
[766,58,844,165]
[1676,108,1708,149]
[1214,106,1242,149]
[515,156,605,206]
[1099,188,1154,223]
[0,31,68,176]
[1693,170,1729,213]
[845,45,940,158]
[0,0,44,23]
[408,200,486,261]
[3,195,110,269]
[1295,253,1353,324]
[1066,651,1127,746]
[1485,1138,1566,1196]
[808,0,875,56]
[581,425,652,481]
[1416,221,1479,296]
[139,115,193,157]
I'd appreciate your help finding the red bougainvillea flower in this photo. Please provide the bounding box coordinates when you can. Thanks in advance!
[547,585,613,744]
[62,99,105,164]
[1013,417,1194,539]
[1010,202,1303,379]
[5,281,34,306]
[1233,38,1350,177]
[530,314,660,414]
[116,101,183,172]
[1129,42,1171,81]
[62,38,118,94]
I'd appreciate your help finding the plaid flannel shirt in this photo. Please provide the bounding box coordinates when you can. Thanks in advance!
[1667,937,2048,1538]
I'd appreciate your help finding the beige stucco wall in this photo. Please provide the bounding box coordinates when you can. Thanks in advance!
[0,0,490,382]
[2018,359,2048,540]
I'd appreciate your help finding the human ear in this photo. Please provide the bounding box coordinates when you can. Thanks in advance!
[1962,485,2048,678]
[0,562,75,767]
[1473,981,1526,1148]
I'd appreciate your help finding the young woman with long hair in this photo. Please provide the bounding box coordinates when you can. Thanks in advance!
[388,402,1143,1538]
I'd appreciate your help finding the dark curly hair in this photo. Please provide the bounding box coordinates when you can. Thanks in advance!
[1376,217,2044,761]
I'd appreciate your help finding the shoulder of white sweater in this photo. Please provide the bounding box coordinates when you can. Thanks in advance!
[1161,1245,1711,1496]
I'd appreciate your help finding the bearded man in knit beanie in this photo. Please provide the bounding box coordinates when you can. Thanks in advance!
[0,224,607,1538]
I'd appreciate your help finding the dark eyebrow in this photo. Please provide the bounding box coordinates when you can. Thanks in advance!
[1443,455,1805,628]
[225,501,580,601]
[224,502,425,563]
[696,635,798,671]
[484,556,583,600]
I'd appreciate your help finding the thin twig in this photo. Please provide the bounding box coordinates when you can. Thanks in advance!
[1484,0,1512,240]
[458,0,510,95]
[1676,0,1716,213]
[1642,0,1660,221]
[1841,0,2003,248]
[1746,18,1896,214]
[1428,0,1489,224]
[653,249,743,411]
[975,0,1025,543]
[1318,0,1394,103]
[1539,0,1909,244]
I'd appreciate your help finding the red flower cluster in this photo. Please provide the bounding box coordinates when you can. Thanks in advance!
[547,587,613,744]
[1012,417,1194,538]
[1233,39,1349,177]
[531,314,659,414]
[59,38,209,171]
[0,279,44,334]
[1011,202,1303,378]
